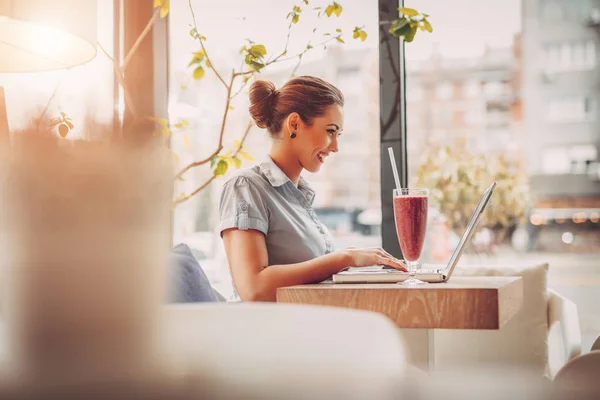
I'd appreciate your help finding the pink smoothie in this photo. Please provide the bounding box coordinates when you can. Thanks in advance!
[393,195,428,262]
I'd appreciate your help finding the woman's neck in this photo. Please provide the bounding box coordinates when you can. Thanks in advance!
[269,145,302,186]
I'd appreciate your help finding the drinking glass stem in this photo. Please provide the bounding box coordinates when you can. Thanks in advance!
[406,260,419,277]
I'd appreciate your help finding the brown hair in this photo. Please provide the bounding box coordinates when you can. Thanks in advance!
[248,76,344,136]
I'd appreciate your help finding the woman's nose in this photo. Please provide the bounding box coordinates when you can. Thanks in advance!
[329,136,339,153]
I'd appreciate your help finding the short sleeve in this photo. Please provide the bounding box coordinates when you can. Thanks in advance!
[218,176,269,236]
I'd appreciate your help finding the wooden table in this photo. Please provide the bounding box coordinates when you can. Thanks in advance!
[277,276,524,369]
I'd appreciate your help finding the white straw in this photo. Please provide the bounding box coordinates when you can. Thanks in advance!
[387,147,402,191]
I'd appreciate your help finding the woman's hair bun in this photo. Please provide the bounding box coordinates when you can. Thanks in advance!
[249,80,278,129]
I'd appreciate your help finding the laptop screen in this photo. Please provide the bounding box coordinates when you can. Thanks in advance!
[444,182,497,275]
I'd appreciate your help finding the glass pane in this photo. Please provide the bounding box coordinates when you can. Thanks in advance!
[0,0,115,140]
[406,0,600,351]
[168,0,379,298]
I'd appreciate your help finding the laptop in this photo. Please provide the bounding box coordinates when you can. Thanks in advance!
[332,182,497,284]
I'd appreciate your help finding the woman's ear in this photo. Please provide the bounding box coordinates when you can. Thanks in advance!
[286,112,302,133]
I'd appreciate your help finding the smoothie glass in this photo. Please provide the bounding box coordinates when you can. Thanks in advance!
[393,188,428,285]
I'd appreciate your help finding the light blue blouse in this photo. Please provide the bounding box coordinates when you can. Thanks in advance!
[218,156,334,266]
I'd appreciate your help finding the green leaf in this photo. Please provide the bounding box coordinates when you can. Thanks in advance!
[422,20,433,33]
[313,27,317,33]
[293,5,301,13]
[159,0,169,18]
[325,3,335,17]
[201,35,207,41]
[336,36,345,44]
[398,7,419,17]
[210,155,220,169]
[233,139,242,150]
[193,50,205,61]
[404,25,418,43]
[303,0,309,4]
[232,156,242,169]
[292,14,299,24]
[182,119,189,126]
[359,30,367,41]
[175,123,184,129]
[213,159,229,177]
[249,44,267,58]
[306,44,313,49]
[205,60,212,68]
[189,28,199,39]
[193,66,205,80]
[228,105,235,111]
[177,175,185,182]
[336,28,342,33]
[172,150,180,165]
[239,149,254,161]
[389,18,411,38]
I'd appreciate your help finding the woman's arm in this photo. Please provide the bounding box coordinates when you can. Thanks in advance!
[222,228,405,302]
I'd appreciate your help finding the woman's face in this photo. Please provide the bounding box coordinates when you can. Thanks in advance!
[290,104,344,173]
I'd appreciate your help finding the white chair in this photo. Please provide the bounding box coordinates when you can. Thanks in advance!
[0,303,411,399]
[429,263,581,378]
[160,303,410,400]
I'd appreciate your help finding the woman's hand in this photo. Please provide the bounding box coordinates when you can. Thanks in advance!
[340,247,407,271]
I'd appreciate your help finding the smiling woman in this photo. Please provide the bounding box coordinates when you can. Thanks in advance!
[218,75,405,302]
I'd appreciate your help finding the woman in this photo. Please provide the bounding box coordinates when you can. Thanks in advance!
[219,76,406,302]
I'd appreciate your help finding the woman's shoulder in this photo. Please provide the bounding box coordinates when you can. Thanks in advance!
[221,165,270,191]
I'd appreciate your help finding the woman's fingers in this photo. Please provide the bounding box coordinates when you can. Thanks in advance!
[377,254,407,272]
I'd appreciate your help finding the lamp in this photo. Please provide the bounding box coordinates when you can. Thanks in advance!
[0,0,98,144]
[0,0,98,72]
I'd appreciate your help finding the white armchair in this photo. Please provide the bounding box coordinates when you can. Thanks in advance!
[160,303,410,400]
[547,289,582,377]
[431,263,581,378]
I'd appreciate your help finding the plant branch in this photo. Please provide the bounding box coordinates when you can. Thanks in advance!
[174,71,235,181]
[276,35,338,63]
[36,76,63,130]
[174,176,216,205]
[230,74,254,100]
[189,0,229,89]
[174,121,253,205]
[121,8,160,72]
[267,20,294,64]
[98,41,139,118]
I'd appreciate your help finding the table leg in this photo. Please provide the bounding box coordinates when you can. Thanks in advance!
[427,329,435,371]
[398,329,433,372]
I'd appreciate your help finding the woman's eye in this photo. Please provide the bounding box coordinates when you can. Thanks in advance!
[327,129,336,135]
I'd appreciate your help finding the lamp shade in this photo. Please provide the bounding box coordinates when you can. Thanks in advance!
[0,0,97,73]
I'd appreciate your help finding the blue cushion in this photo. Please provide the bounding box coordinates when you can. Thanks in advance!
[168,243,218,303]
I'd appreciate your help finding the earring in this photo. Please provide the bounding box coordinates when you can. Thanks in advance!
[290,132,297,139]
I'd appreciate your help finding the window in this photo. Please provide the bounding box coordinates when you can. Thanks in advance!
[542,144,598,174]
[483,81,508,97]
[432,106,452,126]
[406,0,600,353]
[546,96,596,122]
[435,81,454,100]
[406,80,424,102]
[168,0,380,298]
[540,0,563,21]
[544,40,596,72]
[464,80,481,98]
